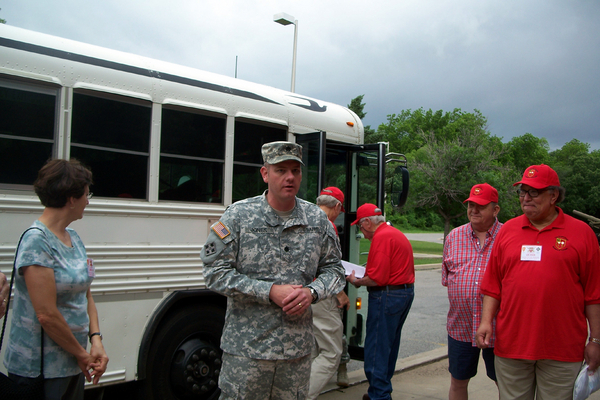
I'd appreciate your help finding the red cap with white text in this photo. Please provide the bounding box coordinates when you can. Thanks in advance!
[513,164,560,189]
[463,183,498,205]
[351,203,383,225]
[319,187,345,212]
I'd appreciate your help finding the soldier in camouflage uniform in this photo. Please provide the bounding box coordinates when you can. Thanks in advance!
[201,141,345,400]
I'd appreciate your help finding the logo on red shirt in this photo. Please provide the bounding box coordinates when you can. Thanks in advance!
[553,236,568,251]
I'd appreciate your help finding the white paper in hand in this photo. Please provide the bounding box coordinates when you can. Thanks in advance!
[341,261,365,279]
[573,363,600,400]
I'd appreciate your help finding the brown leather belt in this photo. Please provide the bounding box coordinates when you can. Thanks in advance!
[367,283,414,292]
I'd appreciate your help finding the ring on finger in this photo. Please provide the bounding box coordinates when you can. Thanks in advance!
[298,303,302,307]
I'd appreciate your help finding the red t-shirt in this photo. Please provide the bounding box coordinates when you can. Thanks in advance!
[481,207,600,362]
[330,220,338,236]
[365,223,415,286]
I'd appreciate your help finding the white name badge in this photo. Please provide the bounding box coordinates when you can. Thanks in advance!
[87,258,96,277]
[521,245,542,261]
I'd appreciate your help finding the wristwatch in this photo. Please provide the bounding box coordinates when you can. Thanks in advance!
[89,332,103,343]
[309,287,318,304]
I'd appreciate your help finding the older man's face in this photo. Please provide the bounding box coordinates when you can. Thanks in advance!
[519,184,558,223]
[467,201,499,233]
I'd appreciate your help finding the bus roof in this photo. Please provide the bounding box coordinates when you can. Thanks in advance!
[0,24,363,144]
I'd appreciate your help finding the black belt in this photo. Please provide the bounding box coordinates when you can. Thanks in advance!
[368,283,414,292]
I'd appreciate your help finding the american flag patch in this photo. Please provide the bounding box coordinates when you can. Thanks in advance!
[212,221,231,239]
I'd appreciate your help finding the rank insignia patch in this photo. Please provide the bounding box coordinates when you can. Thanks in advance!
[204,242,217,256]
[553,236,568,251]
[212,221,231,239]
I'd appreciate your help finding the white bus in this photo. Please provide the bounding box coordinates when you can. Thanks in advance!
[0,24,408,399]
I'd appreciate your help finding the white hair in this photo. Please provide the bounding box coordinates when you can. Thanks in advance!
[316,194,340,208]
[359,215,386,225]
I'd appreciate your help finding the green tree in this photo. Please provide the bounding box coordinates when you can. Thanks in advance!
[348,95,377,143]
[376,108,489,154]
[502,133,550,174]
[0,8,6,24]
[348,95,367,119]
[549,140,600,218]
[409,127,514,238]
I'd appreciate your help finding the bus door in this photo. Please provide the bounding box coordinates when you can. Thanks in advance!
[296,134,392,360]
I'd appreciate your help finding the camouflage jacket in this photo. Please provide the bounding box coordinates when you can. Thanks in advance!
[201,192,344,359]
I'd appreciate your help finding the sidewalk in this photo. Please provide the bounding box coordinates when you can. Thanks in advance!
[316,347,465,399]
[317,347,600,400]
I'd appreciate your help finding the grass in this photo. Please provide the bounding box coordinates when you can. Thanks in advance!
[410,240,443,254]
[358,238,443,266]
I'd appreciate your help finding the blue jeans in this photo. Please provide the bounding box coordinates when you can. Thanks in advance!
[364,286,414,400]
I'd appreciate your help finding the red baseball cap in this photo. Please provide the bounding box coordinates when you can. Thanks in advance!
[463,183,498,205]
[320,187,345,212]
[351,203,383,225]
[513,164,560,189]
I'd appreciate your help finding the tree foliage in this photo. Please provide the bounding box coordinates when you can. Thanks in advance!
[375,108,489,153]
[348,94,377,144]
[348,96,599,233]
[550,140,600,218]
[409,127,514,238]
[502,133,550,174]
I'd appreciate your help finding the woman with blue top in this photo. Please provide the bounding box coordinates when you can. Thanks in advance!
[3,158,109,400]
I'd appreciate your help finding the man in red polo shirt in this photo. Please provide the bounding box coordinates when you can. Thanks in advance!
[347,203,415,400]
[476,164,600,400]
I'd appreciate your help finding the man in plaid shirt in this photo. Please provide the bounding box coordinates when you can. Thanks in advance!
[442,183,503,400]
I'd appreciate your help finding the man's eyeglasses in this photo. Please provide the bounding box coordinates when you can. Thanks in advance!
[517,188,548,198]
[87,192,93,199]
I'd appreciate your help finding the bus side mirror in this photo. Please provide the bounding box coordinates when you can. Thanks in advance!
[391,166,409,208]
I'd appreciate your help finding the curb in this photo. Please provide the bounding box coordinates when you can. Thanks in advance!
[319,346,449,395]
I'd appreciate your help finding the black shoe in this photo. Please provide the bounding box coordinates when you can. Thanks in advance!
[362,395,370,400]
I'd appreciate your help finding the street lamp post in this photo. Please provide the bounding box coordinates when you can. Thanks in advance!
[273,12,298,93]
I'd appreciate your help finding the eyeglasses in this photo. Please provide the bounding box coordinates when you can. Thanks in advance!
[517,188,548,198]
[87,192,93,199]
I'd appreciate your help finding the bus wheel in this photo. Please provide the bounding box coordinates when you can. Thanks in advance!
[144,305,224,400]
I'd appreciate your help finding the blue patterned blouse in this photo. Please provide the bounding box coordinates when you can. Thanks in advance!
[3,220,93,378]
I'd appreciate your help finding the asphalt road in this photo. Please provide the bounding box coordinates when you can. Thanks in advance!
[345,232,447,373]
[403,232,445,244]
[345,265,447,374]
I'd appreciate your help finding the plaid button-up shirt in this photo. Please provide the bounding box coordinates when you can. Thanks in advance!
[442,219,502,346]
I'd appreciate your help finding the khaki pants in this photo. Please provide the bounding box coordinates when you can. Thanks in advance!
[307,296,343,400]
[495,356,581,400]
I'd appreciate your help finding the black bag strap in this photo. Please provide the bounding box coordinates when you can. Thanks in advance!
[0,226,45,375]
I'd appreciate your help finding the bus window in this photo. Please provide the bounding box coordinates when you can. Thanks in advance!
[0,80,57,186]
[71,91,151,199]
[159,107,226,203]
[232,120,286,202]
[356,151,379,206]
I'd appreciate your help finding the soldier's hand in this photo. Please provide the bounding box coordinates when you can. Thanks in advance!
[269,284,303,308]
[281,286,312,316]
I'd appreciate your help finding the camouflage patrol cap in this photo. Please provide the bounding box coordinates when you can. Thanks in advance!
[261,141,304,165]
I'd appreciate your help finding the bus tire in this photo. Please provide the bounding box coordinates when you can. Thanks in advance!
[143,305,225,400]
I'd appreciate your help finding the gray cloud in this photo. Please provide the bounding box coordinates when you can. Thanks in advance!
[3,0,598,149]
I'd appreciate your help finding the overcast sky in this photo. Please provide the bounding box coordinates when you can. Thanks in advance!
[2,0,599,150]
